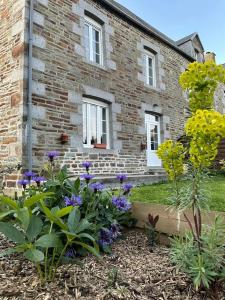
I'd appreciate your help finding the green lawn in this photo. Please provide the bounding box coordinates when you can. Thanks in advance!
[130,175,225,212]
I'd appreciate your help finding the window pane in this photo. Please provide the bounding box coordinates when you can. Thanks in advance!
[93,28,100,43]
[148,77,153,86]
[92,28,100,64]
[90,105,97,145]
[83,103,87,144]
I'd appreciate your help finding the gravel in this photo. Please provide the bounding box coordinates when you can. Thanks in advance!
[0,230,224,300]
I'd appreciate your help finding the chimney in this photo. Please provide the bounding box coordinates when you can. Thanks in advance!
[204,52,216,63]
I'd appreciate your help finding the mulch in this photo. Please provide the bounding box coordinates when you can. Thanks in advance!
[0,230,224,300]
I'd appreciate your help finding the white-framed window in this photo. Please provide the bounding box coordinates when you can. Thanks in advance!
[84,16,103,65]
[82,98,110,148]
[145,51,156,87]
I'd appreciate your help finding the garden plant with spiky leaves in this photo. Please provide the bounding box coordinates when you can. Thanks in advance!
[157,61,225,291]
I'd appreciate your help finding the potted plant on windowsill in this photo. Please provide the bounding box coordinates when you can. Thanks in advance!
[94,143,107,149]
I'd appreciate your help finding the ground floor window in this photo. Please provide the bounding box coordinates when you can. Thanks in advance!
[83,98,109,148]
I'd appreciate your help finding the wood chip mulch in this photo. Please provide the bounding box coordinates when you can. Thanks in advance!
[0,230,224,300]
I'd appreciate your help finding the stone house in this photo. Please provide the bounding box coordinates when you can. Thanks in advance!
[1,0,222,186]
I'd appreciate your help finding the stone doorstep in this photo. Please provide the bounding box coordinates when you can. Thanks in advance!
[92,174,167,188]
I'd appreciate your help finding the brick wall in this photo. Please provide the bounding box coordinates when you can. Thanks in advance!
[0,0,26,171]
[29,0,191,175]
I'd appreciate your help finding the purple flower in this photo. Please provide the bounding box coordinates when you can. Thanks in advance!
[80,173,94,183]
[110,223,121,240]
[98,228,113,246]
[82,161,92,171]
[64,194,82,207]
[89,182,104,192]
[18,179,29,189]
[33,176,46,187]
[123,183,133,194]
[112,196,131,211]
[116,174,127,184]
[47,150,59,162]
[65,247,76,258]
[24,171,36,181]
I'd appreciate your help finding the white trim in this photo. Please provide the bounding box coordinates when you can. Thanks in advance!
[84,16,103,65]
[82,98,110,149]
[145,51,156,87]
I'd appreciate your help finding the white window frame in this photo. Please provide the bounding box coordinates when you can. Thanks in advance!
[82,98,110,149]
[145,51,156,87]
[84,16,103,65]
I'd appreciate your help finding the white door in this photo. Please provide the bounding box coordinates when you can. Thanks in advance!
[145,114,162,167]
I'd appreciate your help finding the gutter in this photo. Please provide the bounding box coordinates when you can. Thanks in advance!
[27,0,33,171]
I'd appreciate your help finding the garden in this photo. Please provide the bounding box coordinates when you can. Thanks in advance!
[0,61,225,300]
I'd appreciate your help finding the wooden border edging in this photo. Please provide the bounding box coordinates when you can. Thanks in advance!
[132,202,225,236]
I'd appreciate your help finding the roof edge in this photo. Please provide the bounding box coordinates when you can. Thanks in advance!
[98,0,195,62]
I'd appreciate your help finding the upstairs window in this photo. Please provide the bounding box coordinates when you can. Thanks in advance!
[145,51,156,87]
[83,98,109,148]
[84,16,103,65]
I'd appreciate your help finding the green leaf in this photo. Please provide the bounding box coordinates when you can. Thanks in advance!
[77,232,96,242]
[26,215,43,241]
[73,241,100,258]
[0,248,18,257]
[55,206,74,218]
[0,222,26,244]
[35,233,61,248]
[74,178,80,193]
[40,201,67,230]
[24,192,54,208]
[0,210,15,221]
[24,248,44,262]
[68,208,80,233]
[0,196,19,210]
[15,207,30,231]
[75,219,91,234]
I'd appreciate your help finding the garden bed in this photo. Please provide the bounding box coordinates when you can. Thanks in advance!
[132,202,225,236]
[0,230,223,300]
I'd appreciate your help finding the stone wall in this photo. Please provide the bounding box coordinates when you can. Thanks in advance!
[29,0,191,175]
[0,0,26,173]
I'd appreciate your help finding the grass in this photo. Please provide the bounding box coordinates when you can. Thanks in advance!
[130,175,225,212]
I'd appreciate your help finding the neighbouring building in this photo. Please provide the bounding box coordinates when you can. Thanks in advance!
[0,0,224,187]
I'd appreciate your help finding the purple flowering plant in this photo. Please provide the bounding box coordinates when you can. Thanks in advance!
[24,171,36,181]
[18,179,29,189]
[64,194,82,207]
[47,150,59,162]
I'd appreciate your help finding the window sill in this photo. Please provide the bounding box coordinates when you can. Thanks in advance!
[78,147,118,154]
[144,83,161,92]
[82,58,108,71]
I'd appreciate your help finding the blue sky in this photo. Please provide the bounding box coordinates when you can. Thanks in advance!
[116,0,224,64]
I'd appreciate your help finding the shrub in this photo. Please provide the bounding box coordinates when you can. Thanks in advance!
[157,61,225,291]
[0,154,135,281]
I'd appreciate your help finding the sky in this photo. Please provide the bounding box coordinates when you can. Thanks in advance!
[116,0,225,64]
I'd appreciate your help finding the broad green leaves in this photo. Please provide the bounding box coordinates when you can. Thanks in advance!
[24,249,44,262]
[0,222,26,244]
[26,215,43,242]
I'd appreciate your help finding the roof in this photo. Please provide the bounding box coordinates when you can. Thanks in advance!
[176,32,204,51]
[98,0,196,61]
[222,64,225,68]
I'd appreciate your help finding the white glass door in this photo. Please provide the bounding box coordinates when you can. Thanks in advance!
[145,114,162,167]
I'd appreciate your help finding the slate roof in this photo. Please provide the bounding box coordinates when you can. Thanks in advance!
[98,0,196,61]
[176,32,204,51]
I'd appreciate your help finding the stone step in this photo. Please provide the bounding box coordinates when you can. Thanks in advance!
[94,174,167,188]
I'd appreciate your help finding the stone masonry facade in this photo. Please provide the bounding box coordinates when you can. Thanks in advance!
[30,0,190,175]
[1,0,223,183]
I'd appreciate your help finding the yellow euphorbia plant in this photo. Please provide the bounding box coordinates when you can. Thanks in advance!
[157,61,225,291]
